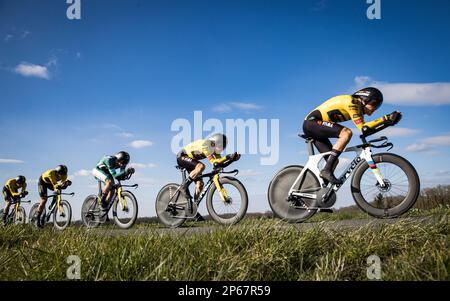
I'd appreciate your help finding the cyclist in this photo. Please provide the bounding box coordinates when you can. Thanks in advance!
[92,151,135,214]
[303,87,402,185]
[177,133,241,201]
[2,176,28,226]
[35,165,72,228]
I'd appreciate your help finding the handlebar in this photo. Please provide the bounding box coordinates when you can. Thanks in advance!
[44,191,75,198]
[118,171,134,182]
[120,183,139,189]
[202,168,240,178]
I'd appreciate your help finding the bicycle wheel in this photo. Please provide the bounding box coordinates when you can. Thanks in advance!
[351,153,420,218]
[112,191,138,229]
[81,195,101,228]
[206,177,248,225]
[53,200,72,230]
[14,206,27,225]
[0,209,6,225]
[155,184,187,228]
[268,165,318,223]
[29,203,46,226]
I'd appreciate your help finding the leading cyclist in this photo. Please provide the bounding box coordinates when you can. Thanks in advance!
[303,87,402,185]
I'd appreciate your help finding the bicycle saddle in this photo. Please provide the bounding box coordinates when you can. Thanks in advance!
[175,166,186,171]
[298,134,314,142]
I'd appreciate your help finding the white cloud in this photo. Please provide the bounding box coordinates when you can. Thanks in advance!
[229,102,262,110]
[4,34,13,43]
[353,76,450,106]
[46,56,58,67]
[116,132,134,138]
[377,127,420,138]
[14,62,49,79]
[212,104,232,113]
[239,169,264,177]
[21,30,31,39]
[130,163,157,169]
[312,0,328,11]
[405,143,432,153]
[102,123,121,130]
[423,135,450,146]
[76,52,81,59]
[74,169,91,177]
[129,140,153,149]
[0,159,25,164]
[406,134,450,153]
[212,102,262,113]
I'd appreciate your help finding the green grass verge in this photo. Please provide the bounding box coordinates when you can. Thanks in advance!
[1,212,449,281]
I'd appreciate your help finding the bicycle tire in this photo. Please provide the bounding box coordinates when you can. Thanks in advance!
[112,191,138,229]
[268,165,318,223]
[206,177,248,225]
[81,195,101,228]
[155,183,187,228]
[29,203,46,226]
[53,200,72,230]
[351,153,420,218]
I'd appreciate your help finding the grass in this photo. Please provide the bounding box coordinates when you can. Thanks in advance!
[1,209,449,281]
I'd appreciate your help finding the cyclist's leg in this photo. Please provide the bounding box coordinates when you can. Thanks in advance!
[92,168,114,208]
[303,119,349,184]
[194,179,204,200]
[177,154,204,196]
[36,177,50,227]
[2,188,11,225]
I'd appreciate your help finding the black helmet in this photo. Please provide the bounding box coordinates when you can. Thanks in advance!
[55,165,68,176]
[16,175,26,185]
[353,87,383,110]
[115,151,130,165]
[208,133,228,151]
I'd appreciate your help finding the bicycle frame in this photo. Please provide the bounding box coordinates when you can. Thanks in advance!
[45,191,74,219]
[7,198,30,222]
[170,167,238,207]
[289,136,393,200]
[96,179,138,214]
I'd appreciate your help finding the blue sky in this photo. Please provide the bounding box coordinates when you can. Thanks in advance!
[1,0,450,219]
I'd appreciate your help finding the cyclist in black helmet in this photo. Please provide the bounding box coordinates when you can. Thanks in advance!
[36,165,72,228]
[303,87,402,185]
[2,175,28,226]
[92,151,135,214]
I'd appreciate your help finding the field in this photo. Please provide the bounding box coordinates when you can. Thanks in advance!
[1,206,449,281]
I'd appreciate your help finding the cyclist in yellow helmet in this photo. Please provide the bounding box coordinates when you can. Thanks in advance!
[303,87,402,185]
[2,175,28,226]
[35,165,72,228]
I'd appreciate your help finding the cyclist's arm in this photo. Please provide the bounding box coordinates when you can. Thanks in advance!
[8,184,21,198]
[52,173,68,190]
[347,102,388,132]
[21,183,27,194]
[362,115,390,130]
[207,154,228,166]
[113,168,126,180]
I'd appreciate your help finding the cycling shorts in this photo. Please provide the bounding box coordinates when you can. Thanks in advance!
[302,113,345,153]
[2,187,12,200]
[38,176,54,198]
[92,167,114,184]
[177,152,201,172]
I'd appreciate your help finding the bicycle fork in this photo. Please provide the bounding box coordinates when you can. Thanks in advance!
[213,174,230,203]
[361,147,386,187]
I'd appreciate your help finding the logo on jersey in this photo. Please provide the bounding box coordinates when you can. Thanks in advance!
[322,122,334,128]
